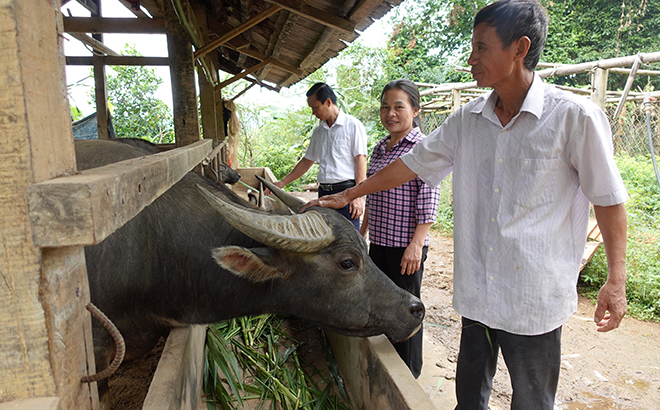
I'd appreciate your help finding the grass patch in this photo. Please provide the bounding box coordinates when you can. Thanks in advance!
[580,153,660,322]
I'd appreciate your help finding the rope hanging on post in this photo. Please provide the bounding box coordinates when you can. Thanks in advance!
[81,303,126,383]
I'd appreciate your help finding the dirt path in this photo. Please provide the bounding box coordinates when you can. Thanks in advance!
[417,232,660,410]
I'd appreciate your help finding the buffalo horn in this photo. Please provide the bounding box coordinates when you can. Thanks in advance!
[197,185,334,253]
[255,175,306,213]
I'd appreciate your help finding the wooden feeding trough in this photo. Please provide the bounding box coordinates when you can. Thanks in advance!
[137,327,436,409]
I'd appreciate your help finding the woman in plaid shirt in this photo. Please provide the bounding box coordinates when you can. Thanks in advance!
[361,79,441,378]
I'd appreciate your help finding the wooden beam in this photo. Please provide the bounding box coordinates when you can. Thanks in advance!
[346,0,383,22]
[1,0,98,407]
[282,26,335,85]
[140,0,164,18]
[75,0,99,15]
[222,43,303,76]
[164,0,200,147]
[63,16,166,33]
[264,0,356,33]
[215,58,273,90]
[66,32,119,56]
[259,11,298,80]
[535,52,660,78]
[27,140,212,247]
[194,5,282,60]
[244,76,281,92]
[66,55,170,65]
[117,0,151,18]
[230,82,256,101]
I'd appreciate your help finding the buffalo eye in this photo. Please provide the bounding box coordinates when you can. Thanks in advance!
[339,259,357,271]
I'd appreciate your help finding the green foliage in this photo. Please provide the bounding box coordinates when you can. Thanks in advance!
[70,105,84,121]
[204,315,349,410]
[581,153,660,321]
[94,45,174,143]
[236,100,319,191]
[384,0,488,84]
[542,0,660,89]
[432,175,455,235]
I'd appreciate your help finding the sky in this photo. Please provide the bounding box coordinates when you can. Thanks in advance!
[62,0,394,117]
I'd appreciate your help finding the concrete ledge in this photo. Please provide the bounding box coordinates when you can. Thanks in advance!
[142,325,206,410]
[326,333,436,410]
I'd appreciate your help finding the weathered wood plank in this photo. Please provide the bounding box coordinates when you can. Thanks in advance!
[326,333,436,410]
[0,397,60,410]
[27,140,212,248]
[264,0,355,33]
[164,0,201,148]
[194,5,282,60]
[66,55,170,66]
[581,241,602,271]
[142,326,207,410]
[63,16,166,33]
[215,58,272,90]
[1,0,97,407]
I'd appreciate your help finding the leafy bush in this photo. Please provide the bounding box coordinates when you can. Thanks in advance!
[432,174,454,235]
[581,153,660,321]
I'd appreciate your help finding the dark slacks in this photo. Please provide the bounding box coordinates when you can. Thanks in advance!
[455,317,562,410]
[369,243,427,378]
[318,185,360,230]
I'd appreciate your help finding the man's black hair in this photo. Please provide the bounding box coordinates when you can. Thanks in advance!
[306,82,337,105]
[474,0,548,71]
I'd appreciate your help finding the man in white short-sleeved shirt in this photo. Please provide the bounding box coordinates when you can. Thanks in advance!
[306,1,628,408]
[275,83,367,229]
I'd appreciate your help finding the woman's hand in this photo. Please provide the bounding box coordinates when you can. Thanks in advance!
[400,242,423,275]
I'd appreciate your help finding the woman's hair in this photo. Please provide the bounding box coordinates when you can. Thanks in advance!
[381,79,421,129]
[473,0,548,71]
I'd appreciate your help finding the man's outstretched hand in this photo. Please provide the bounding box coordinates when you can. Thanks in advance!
[302,191,350,212]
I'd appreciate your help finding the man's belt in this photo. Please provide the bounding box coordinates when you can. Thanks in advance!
[318,180,356,192]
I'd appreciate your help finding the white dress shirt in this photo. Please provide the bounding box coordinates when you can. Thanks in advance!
[304,110,368,184]
[401,75,629,335]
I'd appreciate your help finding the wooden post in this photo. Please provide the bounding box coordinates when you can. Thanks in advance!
[0,0,98,408]
[194,3,218,144]
[92,1,109,140]
[590,67,608,110]
[451,89,461,113]
[164,0,200,147]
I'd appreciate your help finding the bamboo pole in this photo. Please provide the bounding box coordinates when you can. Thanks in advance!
[612,57,641,120]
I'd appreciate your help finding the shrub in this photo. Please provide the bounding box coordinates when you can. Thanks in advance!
[581,153,660,321]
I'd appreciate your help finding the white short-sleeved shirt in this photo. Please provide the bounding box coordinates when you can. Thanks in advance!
[401,74,629,335]
[304,110,368,184]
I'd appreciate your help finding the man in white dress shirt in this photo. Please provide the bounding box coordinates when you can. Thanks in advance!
[275,82,367,229]
[305,1,628,408]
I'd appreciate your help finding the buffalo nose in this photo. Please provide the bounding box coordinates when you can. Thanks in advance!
[410,300,425,321]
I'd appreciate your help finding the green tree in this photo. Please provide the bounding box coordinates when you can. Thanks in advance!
[93,45,174,143]
[543,0,660,89]
[379,0,660,89]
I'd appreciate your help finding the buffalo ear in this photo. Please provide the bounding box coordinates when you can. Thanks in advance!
[212,246,285,283]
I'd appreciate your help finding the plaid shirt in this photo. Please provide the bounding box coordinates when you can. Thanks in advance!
[366,127,440,247]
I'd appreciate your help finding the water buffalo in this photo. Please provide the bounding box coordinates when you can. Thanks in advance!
[75,140,424,374]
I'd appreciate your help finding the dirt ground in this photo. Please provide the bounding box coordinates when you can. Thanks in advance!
[417,232,660,410]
